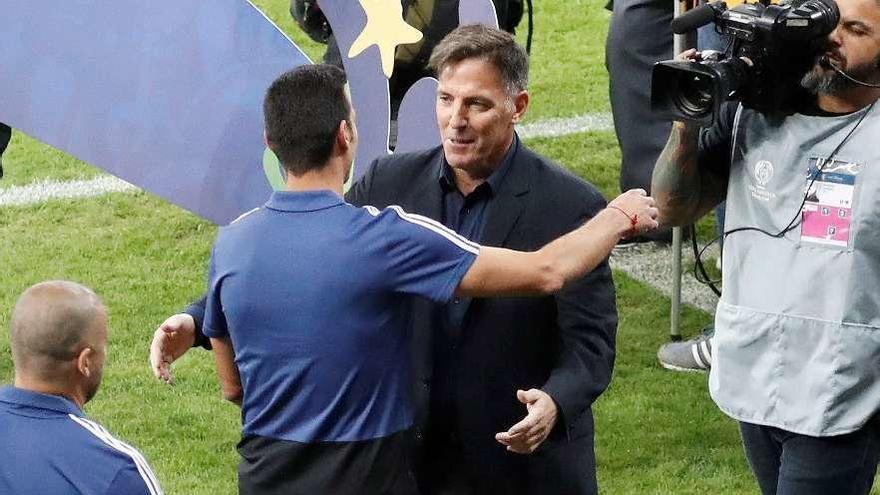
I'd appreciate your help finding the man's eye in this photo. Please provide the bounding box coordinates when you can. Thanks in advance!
[846,24,869,36]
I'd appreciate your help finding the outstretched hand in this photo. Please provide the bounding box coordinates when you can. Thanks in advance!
[495,389,559,455]
[608,188,660,238]
[149,313,196,384]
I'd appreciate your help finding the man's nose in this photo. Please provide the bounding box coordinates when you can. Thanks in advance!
[449,102,467,128]
[826,26,842,49]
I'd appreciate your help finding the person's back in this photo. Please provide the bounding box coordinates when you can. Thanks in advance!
[206,188,479,493]
[0,280,161,495]
[0,387,161,495]
[208,192,477,444]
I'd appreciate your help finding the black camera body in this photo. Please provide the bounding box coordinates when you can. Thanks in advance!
[651,0,839,125]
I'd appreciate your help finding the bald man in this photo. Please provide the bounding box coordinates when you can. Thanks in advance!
[0,281,163,495]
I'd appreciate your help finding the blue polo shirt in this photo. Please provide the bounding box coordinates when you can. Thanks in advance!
[204,190,480,443]
[0,386,162,495]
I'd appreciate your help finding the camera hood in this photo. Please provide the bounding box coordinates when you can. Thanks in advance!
[651,60,742,126]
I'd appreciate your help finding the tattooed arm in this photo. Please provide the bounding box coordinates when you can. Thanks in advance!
[650,48,736,227]
[651,120,729,226]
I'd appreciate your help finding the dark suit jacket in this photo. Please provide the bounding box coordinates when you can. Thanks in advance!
[346,144,617,494]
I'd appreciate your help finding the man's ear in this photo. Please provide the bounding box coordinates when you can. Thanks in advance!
[335,120,352,152]
[510,91,530,124]
[76,347,94,378]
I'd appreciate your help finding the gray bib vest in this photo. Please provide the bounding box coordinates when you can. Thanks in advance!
[710,101,880,436]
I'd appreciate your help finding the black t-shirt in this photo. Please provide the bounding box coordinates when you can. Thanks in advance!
[697,101,739,175]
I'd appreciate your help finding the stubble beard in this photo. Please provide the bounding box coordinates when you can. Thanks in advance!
[801,59,853,95]
[801,55,880,95]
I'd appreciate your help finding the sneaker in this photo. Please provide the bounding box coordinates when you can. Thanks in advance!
[657,326,714,372]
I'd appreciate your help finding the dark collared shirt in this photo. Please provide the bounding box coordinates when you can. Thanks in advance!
[439,134,519,331]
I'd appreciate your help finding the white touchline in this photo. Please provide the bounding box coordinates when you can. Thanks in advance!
[0,113,615,208]
[518,112,614,140]
[0,176,138,207]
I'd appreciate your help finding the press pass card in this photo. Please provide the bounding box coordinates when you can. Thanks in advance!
[801,157,862,247]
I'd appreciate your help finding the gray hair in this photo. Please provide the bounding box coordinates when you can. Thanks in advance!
[428,24,529,95]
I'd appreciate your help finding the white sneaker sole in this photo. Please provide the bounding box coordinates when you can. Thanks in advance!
[658,361,709,373]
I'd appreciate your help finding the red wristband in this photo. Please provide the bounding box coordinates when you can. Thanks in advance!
[607,205,638,235]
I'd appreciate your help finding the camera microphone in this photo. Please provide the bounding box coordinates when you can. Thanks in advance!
[670,2,721,34]
[823,57,880,88]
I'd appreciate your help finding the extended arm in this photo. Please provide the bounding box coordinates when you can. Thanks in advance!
[651,121,728,226]
[456,189,657,297]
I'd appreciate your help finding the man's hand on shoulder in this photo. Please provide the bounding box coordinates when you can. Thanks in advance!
[149,313,196,384]
[495,389,559,454]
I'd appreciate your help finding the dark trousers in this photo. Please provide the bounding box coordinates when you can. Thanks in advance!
[0,122,11,178]
[236,432,417,495]
[417,430,598,495]
[0,123,10,152]
[739,421,880,495]
[605,0,673,194]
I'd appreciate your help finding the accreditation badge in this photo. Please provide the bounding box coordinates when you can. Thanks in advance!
[801,157,862,248]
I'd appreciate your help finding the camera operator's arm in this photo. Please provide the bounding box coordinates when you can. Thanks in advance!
[651,121,728,226]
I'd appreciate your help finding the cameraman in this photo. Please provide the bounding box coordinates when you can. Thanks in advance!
[651,0,880,492]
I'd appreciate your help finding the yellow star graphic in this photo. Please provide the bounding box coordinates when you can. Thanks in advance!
[348,0,424,78]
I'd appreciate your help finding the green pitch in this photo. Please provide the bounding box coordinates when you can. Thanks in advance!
[0,1,830,493]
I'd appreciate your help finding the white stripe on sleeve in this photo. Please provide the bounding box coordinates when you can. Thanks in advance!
[386,205,481,254]
[68,415,163,495]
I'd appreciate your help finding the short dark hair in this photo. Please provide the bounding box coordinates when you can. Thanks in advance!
[263,64,350,175]
[428,24,529,95]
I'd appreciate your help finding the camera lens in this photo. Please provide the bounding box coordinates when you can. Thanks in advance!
[674,73,715,118]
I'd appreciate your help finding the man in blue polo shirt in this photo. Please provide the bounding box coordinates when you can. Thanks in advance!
[0,281,162,495]
[203,64,658,494]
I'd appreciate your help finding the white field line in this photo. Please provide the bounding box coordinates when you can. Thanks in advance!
[518,112,613,139]
[0,112,614,208]
[0,175,138,207]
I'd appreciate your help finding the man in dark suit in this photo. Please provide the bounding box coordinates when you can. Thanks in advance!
[151,25,616,494]
[347,25,615,495]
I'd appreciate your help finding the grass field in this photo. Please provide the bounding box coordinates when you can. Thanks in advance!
[0,1,863,494]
